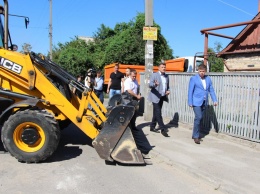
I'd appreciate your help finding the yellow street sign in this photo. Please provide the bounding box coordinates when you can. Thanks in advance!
[143,27,157,41]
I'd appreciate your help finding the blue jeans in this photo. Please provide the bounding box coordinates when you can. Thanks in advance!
[109,89,121,99]
[94,89,104,103]
[192,102,206,139]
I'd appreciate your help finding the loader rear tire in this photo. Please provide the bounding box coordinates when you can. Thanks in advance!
[1,109,60,163]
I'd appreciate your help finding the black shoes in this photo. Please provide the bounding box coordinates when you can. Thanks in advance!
[192,137,202,144]
[161,130,169,137]
[194,138,200,144]
[150,127,169,137]
[150,128,160,133]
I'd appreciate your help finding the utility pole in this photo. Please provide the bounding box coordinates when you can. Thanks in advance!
[49,0,53,60]
[144,0,153,121]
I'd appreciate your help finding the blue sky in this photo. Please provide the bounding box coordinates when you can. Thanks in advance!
[7,0,259,58]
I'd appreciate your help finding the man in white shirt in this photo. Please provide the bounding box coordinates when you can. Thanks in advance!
[124,67,131,81]
[124,69,152,160]
[124,70,141,99]
[124,69,141,130]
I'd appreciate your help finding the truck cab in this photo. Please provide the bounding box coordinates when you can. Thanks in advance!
[174,56,210,72]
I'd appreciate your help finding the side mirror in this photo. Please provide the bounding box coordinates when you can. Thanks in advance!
[25,17,29,29]
[0,6,4,15]
[11,44,18,51]
[8,14,30,29]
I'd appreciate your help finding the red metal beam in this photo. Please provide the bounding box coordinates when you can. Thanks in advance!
[218,50,260,55]
[205,31,234,39]
[203,33,208,66]
[201,19,260,33]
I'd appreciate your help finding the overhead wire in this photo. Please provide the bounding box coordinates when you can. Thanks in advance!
[216,0,254,16]
[21,1,49,52]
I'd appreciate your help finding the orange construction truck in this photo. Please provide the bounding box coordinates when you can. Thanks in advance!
[104,57,187,85]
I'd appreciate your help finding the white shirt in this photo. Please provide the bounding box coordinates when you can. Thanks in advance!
[84,76,94,88]
[124,77,138,94]
[201,78,206,90]
[160,72,166,96]
[201,77,206,100]
[94,77,103,91]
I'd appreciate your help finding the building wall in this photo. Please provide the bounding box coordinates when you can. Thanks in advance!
[224,53,260,72]
[78,36,94,43]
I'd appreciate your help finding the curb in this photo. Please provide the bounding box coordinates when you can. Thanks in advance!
[148,141,241,194]
[177,122,260,151]
[148,148,224,191]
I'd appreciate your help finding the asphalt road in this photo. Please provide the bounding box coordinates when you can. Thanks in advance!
[0,123,222,194]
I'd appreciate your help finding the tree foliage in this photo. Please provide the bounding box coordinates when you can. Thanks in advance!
[51,13,173,76]
[208,42,224,72]
[91,13,173,66]
[52,38,91,76]
[20,43,32,54]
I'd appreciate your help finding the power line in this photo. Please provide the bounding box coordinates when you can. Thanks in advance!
[217,0,254,16]
[10,25,48,29]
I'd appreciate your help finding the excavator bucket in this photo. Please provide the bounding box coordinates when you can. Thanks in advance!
[92,104,145,164]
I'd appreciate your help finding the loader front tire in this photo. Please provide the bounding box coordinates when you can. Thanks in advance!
[1,109,60,163]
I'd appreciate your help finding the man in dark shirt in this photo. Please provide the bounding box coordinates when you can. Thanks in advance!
[106,63,124,99]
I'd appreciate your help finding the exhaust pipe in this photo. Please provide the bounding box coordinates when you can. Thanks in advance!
[3,0,8,49]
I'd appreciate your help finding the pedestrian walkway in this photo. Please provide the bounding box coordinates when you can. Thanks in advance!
[103,98,259,193]
[135,116,260,194]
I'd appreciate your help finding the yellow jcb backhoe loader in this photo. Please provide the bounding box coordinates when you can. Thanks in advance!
[0,0,145,165]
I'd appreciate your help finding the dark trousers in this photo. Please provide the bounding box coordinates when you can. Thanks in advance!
[150,96,166,130]
[130,111,151,154]
[130,112,137,130]
[94,89,104,103]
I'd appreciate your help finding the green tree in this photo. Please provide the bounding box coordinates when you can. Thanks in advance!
[208,42,224,72]
[91,13,173,66]
[51,13,174,73]
[93,24,115,41]
[52,37,91,77]
[21,43,32,54]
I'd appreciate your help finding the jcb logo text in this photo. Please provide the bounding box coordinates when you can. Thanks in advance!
[0,57,23,74]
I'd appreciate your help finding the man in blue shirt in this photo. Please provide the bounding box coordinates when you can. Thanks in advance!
[188,64,217,144]
[94,69,104,103]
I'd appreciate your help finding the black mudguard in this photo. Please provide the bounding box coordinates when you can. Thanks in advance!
[92,104,145,164]
[0,98,40,124]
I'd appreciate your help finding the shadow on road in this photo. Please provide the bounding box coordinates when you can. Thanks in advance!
[0,125,5,152]
[168,112,180,128]
[1,121,155,164]
[200,105,219,138]
[0,123,92,162]
[136,122,155,153]
[44,123,93,163]
[0,138,6,153]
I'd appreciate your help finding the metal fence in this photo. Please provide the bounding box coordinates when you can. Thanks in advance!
[140,72,260,142]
